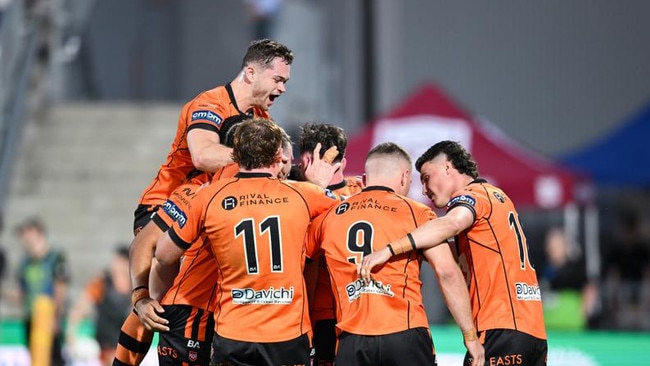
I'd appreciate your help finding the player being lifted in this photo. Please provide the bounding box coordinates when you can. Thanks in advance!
[115,39,294,366]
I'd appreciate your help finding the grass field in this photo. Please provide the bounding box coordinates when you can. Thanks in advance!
[2,320,650,365]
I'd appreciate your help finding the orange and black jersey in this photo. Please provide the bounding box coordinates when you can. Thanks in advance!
[114,165,240,366]
[152,166,234,312]
[137,84,271,207]
[167,173,338,343]
[306,186,434,336]
[448,178,547,340]
[210,162,240,183]
[327,176,364,200]
[309,176,364,322]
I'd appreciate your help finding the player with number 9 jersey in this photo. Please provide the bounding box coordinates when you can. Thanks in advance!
[306,186,434,335]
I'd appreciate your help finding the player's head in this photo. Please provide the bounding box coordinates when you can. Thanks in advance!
[297,122,347,180]
[298,123,347,163]
[232,117,284,172]
[241,39,293,110]
[415,140,479,208]
[364,142,412,196]
[279,129,294,180]
[16,216,48,258]
[242,39,294,69]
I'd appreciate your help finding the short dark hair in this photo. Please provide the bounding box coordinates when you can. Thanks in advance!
[232,118,283,170]
[242,39,294,68]
[366,142,412,165]
[298,123,347,163]
[16,216,47,235]
[415,140,479,178]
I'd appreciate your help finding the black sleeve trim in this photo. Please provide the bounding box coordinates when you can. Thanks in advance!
[151,214,170,232]
[168,228,192,250]
[188,122,220,134]
[449,202,477,223]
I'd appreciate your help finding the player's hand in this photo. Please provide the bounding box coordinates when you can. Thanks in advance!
[464,338,485,366]
[358,246,392,284]
[303,143,341,188]
[134,297,169,332]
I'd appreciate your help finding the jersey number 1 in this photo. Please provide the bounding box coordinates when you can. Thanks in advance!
[508,211,533,270]
[235,216,283,274]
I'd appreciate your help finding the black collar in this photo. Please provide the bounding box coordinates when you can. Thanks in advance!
[235,172,273,178]
[225,83,253,116]
[470,178,488,184]
[327,180,347,191]
[362,185,394,193]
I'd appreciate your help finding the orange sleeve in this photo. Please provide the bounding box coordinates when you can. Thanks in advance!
[169,181,216,249]
[184,93,231,134]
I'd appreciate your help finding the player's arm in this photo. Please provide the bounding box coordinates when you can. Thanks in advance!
[150,230,185,301]
[360,205,474,277]
[187,128,234,172]
[422,245,484,366]
[129,221,169,331]
[129,222,162,291]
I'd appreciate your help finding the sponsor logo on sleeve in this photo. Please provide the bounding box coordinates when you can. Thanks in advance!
[162,200,187,228]
[191,110,222,127]
[448,194,476,208]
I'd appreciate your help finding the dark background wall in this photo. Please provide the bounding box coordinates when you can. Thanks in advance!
[70,0,650,157]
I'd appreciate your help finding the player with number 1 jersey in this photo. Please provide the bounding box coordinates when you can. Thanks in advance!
[450,180,547,341]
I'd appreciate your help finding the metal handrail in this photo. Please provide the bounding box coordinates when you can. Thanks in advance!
[0,0,38,212]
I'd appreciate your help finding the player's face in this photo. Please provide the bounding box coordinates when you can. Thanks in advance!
[252,57,291,110]
[419,156,452,209]
[19,228,47,258]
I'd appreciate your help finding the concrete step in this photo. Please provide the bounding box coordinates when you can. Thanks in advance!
[1,102,179,300]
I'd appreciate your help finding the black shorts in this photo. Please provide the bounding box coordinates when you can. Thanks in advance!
[464,329,547,366]
[211,332,311,366]
[133,204,160,235]
[312,318,336,365]
[335,327,436,366]
[157,305,215,366]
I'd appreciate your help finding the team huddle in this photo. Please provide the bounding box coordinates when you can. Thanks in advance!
[113,39,548,366]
